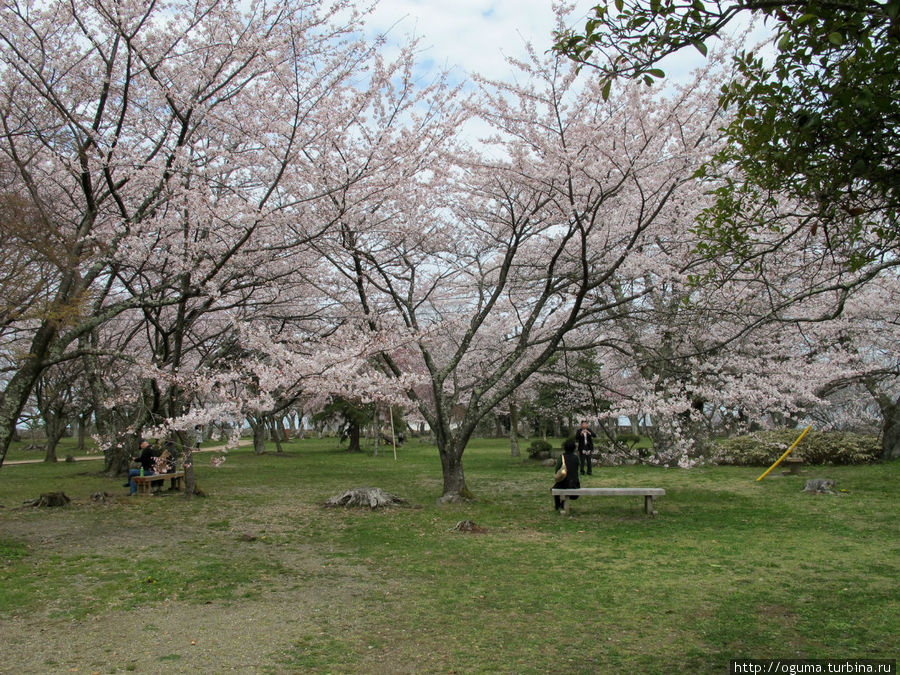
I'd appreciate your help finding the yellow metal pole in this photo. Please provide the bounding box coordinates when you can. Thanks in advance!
[756,425,812,481]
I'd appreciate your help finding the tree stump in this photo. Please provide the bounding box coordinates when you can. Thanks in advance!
[24,492,71,507]
[450,520,487,533]
[803,478,836,494]
[323,487,406,509]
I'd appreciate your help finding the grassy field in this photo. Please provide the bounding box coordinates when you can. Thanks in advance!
[0,437,897,674]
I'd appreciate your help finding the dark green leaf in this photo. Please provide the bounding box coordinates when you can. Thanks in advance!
[601,79,612,100]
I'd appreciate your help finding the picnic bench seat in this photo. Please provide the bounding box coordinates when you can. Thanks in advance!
[132,471,185,496]
[551,487,665,516]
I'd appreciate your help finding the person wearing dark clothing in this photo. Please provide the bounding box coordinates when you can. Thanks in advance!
[126,439,158,495]
[575,420,596,475]
[552,439,581,511]
[136,440,157,472]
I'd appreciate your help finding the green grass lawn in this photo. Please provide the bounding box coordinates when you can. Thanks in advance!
[0,436,896,673]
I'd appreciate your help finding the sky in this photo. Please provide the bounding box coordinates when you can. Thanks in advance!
[364,0,602,83]
[363,0,712,86]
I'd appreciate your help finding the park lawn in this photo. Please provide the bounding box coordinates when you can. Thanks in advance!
[0,436,896,673]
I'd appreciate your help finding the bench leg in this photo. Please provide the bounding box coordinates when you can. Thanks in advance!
[563,497,570,515]
[644,495,658,517]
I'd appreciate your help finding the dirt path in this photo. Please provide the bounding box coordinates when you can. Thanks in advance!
[4,440,252,466]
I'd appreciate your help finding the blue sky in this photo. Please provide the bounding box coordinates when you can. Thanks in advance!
[365,0,603,83]
[367,0,720,86]
[363,0,764,87]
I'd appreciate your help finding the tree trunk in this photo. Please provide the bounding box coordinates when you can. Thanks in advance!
[252,420,266,455]
[630,415,640,436]
[103,432,139,476]
[346,419,362,453]
[0,327,56,469]
[372,408,380,456]
[268,417,283,453]
[509,400,520,458]
[44,424,64,463]
[879,397,900,461]
[437,441,470,503]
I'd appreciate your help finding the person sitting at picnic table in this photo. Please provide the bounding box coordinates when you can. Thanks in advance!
[125,439,158,495]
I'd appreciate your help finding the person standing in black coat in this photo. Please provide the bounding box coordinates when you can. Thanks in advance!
[552,439,581,511]
[575,420,596,475]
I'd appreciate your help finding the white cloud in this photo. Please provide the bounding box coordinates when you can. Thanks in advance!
[362,0,770,89]
[365,0,597,84]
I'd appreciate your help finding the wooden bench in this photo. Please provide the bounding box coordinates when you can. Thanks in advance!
[132,471,185,496]
[552,487,665,516]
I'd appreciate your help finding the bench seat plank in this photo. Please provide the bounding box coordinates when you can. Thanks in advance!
[552,488,664,496]
[551,487,665,515]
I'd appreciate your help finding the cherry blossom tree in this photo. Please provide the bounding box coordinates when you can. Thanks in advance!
[581,201,900,466]
[800,272,900,460]
[308,42,734,500]
[0,0,438,471]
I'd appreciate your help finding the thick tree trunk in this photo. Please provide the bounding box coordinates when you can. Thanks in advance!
[0,326,56,469]
[252,420,266,455]
[44,426,63,463]
[169,431,197,497]
[880,398,900,461]
[346,419,362,453]
[268,417,283,453]
[103,433,139,476]
[436,438,471,503]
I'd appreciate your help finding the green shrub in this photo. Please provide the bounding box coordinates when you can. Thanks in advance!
[714,430,880,466]
[527,439,553,459]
